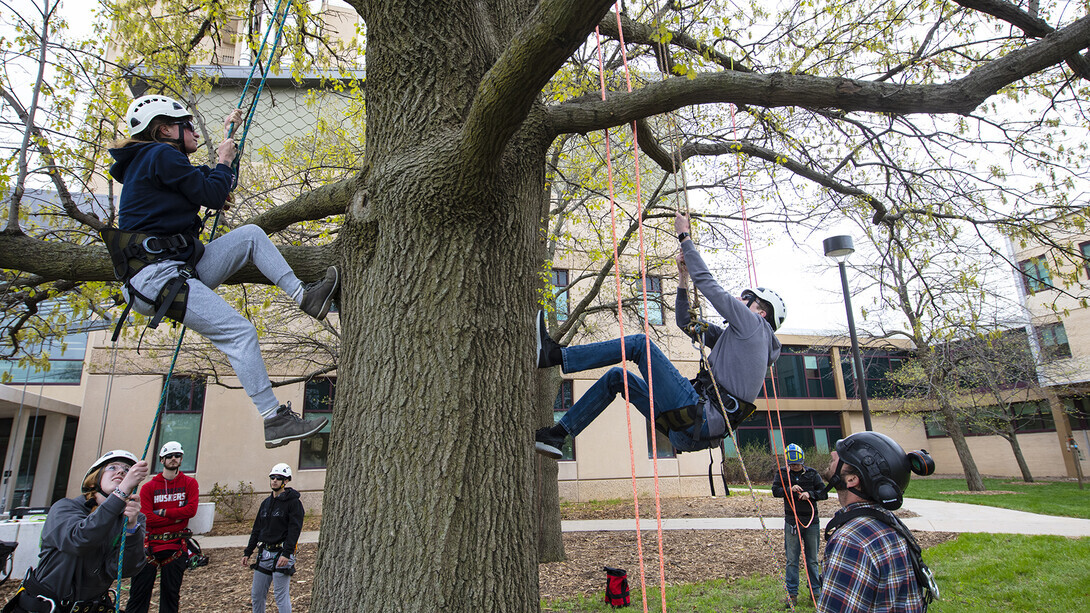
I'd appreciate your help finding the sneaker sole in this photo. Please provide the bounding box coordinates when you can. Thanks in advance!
[265,417,329,449]
[534,441,563,459]
[313,268,339,321]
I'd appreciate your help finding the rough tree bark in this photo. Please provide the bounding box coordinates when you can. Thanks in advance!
[308,0,597,608]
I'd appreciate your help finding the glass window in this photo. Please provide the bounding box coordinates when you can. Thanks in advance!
[1037,322,1071,360]
[1013,401,1055,433]
[646,419,675,459]
[645,276,664,325]
[1066,397,1090,430]
[1019,257,1052,294]
[732,411,842,454]
[11,416,46,508]
[760,347,837,399]
[550,269,569,322]
[841,350,908,399]
[154,376,205,473]
[924,412,947,438]
[0,331,88,385]
[552,380,576,461]
[299,378,335,469]
[1080,241,1090,279]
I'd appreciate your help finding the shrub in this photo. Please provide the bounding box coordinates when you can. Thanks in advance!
[721,442,832,485]
[209,481,255,522]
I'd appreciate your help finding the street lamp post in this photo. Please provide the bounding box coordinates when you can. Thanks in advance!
[823,235,873,432]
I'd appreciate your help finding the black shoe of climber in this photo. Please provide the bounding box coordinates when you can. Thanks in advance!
[300,266,340,321]
[535,424,567,459]
[536,310,563,368]
[264,402,328,449]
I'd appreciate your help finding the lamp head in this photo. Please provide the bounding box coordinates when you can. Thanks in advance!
[823,235,855,262]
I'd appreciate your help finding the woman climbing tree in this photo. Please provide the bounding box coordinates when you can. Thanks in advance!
[107,94,338,449]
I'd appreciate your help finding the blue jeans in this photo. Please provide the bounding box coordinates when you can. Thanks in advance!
[785,521,821,597]
[557,334,701,437]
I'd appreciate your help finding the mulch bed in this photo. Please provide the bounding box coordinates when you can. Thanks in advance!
[0,496,955,611]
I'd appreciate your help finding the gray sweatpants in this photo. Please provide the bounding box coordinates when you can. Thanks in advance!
[251,550,295,613]
[126,225,302,415]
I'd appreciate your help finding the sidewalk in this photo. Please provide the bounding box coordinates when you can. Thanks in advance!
[195,496,1090,550]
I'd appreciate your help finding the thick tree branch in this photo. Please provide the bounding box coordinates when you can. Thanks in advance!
[546,14,1090,135]
[955,0,1090,78]
[243,172,361,234]
[460,0,615,166]
[0,233,343,284]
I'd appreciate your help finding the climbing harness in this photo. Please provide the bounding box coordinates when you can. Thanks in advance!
[100,228,204,340]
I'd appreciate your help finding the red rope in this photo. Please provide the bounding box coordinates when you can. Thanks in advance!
[611,9,670,612]
[594,26,653,613]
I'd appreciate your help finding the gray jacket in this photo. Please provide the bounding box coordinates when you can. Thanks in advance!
[31,494,146,601]
[676,240,781,403]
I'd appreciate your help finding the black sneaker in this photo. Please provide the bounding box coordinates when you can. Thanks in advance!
[263,402,328,449]
[534,426,565,459]
[300,266,340,321]
[536,310,562,368]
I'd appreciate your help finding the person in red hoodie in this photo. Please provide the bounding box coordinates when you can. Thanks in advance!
[125,441,200,613]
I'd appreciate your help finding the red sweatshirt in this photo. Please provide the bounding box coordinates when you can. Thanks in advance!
[139,471,199,554]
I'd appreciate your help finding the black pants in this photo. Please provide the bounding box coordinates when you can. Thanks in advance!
[125,551,187,613]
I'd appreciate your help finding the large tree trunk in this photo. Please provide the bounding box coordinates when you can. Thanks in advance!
[534,368,566,563]
[310,2,554,609]
[938,401,986,491]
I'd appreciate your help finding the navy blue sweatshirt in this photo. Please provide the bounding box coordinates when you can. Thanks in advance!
[109,142,234,241]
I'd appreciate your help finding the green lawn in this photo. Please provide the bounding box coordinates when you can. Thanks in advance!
[903,477,1090,519]
[542,534,1090,612]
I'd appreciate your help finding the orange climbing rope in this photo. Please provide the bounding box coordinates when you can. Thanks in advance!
[590,5,820,610]
[593,20,669,612]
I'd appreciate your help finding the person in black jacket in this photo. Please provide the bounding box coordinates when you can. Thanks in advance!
[241,463,305,613]
[108,94,337,450]
[772,444,828,607]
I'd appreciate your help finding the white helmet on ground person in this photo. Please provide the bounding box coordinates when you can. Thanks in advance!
[744,287,786,331]
[125,94,191,138]
[159,441,184,458]
[82,449,138,493]
[269,463,292,481]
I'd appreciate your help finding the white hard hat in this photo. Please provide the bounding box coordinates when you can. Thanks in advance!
[159,441,184,458]
[747,287,786,331]
[83,450,138,492]
[125,94,191,137]
[269,463,292,480]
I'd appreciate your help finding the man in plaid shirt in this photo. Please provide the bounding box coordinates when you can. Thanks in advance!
[817,432,934,613]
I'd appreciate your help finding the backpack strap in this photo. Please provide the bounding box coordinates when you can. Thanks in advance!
[825,506,938,606]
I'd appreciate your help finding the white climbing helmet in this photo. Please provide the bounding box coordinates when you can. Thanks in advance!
[159,441,184,458]
[83,449,138,492]
[125,94,191,138]
[746,287,786,331]
[269,463,292,481]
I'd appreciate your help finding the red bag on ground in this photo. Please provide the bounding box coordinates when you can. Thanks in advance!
[604,566,630,608]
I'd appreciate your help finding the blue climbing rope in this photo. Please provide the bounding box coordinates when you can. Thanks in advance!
[113,3,295,608]
[230,0,295,187]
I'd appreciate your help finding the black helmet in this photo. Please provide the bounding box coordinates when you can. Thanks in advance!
[834,432,934,510]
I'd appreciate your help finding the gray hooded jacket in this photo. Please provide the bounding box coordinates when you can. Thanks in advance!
[30,494,146,601]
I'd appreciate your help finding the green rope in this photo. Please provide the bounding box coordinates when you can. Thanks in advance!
[112,4,295,606]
